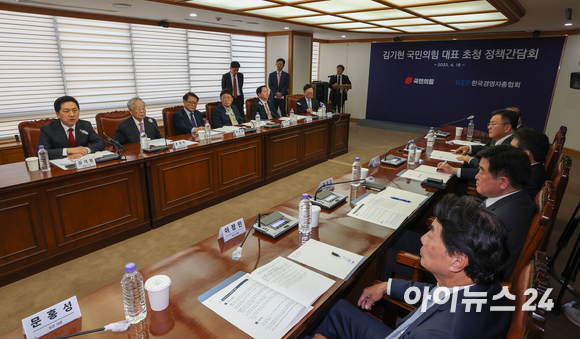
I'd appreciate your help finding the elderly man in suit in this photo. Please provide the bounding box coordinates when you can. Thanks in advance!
[221,61,244,115]
[113,97,161,145]
[328,64,351,113]
[296,84,319,114]
[211,90,245,128]
[251,85,278,120]
[173,92,205,135]
[305,194,512,339]
[36,96,105,159]
[268,58,290,117]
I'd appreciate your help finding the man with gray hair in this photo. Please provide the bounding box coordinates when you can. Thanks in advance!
[113,97,161,145]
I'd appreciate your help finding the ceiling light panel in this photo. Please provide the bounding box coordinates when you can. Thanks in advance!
[388,0,455,6]
[288,15,352,24]
[245,6,318,17]
[410,1,497,16]
[450,20,507,29]
[432,12,506,23]
[299,0,387,13]
[320,22,377,29]
[341,9,414,21]
[185,0,271,11]
[349,27,399,33]
[371,17,431,26]
[394,24,455,32]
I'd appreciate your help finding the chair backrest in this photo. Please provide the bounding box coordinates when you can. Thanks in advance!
[506,181,555,284]
[286,94,302,115]
[539,154,572,251]
[545,126,566,179]
[162,105,183,137]
[245,97,258,121]
[18,118,57,158]
[205,102,220,128]
[95,110,131,142]
[506,251,549,339]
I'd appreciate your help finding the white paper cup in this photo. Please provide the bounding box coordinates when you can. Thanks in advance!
[361,168,369,179]
[25,157,39,171]
[145,275,172,311]
[198,130,206,140]
[145,138,151,148]
[455,127,463,139]
[311,206,321,227]
[415,149,422,163]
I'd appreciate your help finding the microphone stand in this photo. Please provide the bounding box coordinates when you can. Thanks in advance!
[313,179,367,201]
[148,118,169,152]
[436,115,474,135]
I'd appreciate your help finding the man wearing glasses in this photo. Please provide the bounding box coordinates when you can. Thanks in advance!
[174,92,205,135]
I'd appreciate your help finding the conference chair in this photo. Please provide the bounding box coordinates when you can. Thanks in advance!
[545,126,567,180]
[18,118,57,158]
[95,110,131,144]
[204,102,220,128]
[286,94,302,114]
[245,97,258,121]
[162,105,183,137]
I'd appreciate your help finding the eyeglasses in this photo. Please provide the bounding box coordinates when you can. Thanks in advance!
[186,101,198,105]
[487,122,504,127]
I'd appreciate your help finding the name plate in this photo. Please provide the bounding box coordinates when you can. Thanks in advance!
[22,296,82,339]
[75,158,96,170]
[173,140,188,150]
[281,120,291,127]
[305,116,313,123]
[368,156,381,168]
[326,112,333,118]
[218,217,247,242]
[234,129,245,137]
[317,177,335,191]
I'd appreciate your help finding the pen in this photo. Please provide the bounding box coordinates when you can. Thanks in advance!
[353,203,364,214]
[331,252,355,264]
[437,160,447,171]
[391,197,411,203]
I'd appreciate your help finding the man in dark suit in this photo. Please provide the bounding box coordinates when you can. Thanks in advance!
[113,97,161,145]
[211,90,244,128]
[507,106,523,129]
[296,84,319,114]
[173,92,205,135]
[221,61,244,115]
[251,85,278,120]
[510,127,549,200]
[306,194,511,339]
[268,58,290,117]
[36,96,105,159]
[328,64,351,113]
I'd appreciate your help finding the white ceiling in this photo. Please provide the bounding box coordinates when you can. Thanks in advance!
[1,0,577,40]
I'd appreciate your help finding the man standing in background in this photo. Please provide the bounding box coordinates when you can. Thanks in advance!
[329,64,351,113]
[268,58,290,117]
[222,61,244,116]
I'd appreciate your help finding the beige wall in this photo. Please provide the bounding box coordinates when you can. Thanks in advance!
[266,35,289,83]
[292,35,312,94]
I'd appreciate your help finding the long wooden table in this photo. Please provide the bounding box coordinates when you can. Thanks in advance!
[0,115,349,286]
[0,126,485,339]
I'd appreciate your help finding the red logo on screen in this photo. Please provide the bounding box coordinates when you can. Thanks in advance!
[405,77,413,84]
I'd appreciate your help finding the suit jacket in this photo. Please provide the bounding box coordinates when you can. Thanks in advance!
[328,74,351,102]
[250,99,278,120]
[36,119,105,159]
[173,108,204,135]
[221,72,244,98]
[211,105,244,128]
[268,71,290,100]
[469,134,514,168]
[525,163,547,201]
[296,97,320,114]
[113,116,161,145]
[487,190,535,279]
[390,279,510,339]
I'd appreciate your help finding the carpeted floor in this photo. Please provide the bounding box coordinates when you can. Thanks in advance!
[0,122,578,338]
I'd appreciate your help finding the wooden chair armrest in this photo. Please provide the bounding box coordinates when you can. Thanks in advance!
[500,281,512,291]
[372,280,418,312]
[426,216,435,226]
[396,251,427,271]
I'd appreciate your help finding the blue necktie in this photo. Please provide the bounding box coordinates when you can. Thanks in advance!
[190,112,197,127]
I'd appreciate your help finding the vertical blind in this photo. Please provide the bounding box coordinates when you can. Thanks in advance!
[311,41,320,82]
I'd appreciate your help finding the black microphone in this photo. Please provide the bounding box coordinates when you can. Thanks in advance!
[145,118,169,152]
[436,115,475,130]
[102,132,125,152]
[313,179,367,201]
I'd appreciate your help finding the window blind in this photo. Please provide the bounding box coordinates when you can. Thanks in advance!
[232,34,266,102]
[311,41,320,82]
[188,30,231,101]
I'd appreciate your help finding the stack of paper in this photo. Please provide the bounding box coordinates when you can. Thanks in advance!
[213,126,243,134]
[428,150,464,163]
[50,150,117,170]
[450,139,485,146]
[397,165,453,183]
[149,138,173,147]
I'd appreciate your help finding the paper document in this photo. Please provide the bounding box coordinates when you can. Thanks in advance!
[149,138,173,147]
[50,150,117,170]
[398,167,452,183]
[201,257,335,339]
[449,139,485,146]
[428,150,464,163]
[279,116,305,121]
[288,239,365,280]
[213,126,243,133]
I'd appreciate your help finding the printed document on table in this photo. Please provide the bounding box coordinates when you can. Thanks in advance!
[287,239,365,280]
[201,257,335,339]
[213,126,243,134]
[50,150,117,170]
[149,138,173,147]
[428,150,464,163]
[450,139,485,146]
[398,168,452,183]
[279,116,305,121]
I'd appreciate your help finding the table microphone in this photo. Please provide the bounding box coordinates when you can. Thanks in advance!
[313,179,367,201]
[436,115,474,130]
[147,118,170,152]
[102,132,125,152]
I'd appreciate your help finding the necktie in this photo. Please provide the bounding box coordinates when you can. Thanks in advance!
[386,287,436,339]
[264,101,272,119]
[139,122,144,133]
[233,74,238,98]
[308,99,311,109]
[228,108,237,125]
[68,128,75,147]
[277,72,280,87]
[339,75,342,85]
[190,112,197,127]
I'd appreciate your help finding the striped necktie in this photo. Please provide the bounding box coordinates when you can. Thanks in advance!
[228,108,237,125]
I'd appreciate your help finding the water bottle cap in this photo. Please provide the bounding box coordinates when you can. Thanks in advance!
[302,193,309,199]
[355,157,360,161]
[430,127,434,130]
[140,129,144,133]
[39,145,44,149]
[470,120,474,123]
[125,262,136,273]
[206,120,209,123]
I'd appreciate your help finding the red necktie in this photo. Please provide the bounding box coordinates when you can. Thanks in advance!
[277,72,280,87]
[68,128,75,147]
[264,101,272,119]
[139,122,144,132]
[233,75,238,98]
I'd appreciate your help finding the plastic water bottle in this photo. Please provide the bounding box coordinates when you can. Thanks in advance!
[298,193,312,235]
[255,113,261,132]
[351,157,362,187]
[139,129,147,151]
[38,145,50,171]
[407,140,417,165]
[289,108,295,123]
[427,127,436,147]
[204,120,211,139]
[121,262,147,324]
[320,103,326,118]
[467,120,475,141]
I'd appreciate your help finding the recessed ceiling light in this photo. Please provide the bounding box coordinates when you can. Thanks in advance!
[565,23,573,26]
[231,20,243,23]
[341,35,346,38]
[246,22,259,25]
[111,3,131,8]
[284,26,290,29]
[189,13,197,17]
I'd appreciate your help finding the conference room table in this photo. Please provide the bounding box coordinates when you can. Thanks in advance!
[0,126,488,339]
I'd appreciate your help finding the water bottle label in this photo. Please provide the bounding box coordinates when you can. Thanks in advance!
[305,116,313,123]
[74,158,96,170]
[172,140,188,150]
[234,129,245,137]
[217,217,247,242]
[22,296,82,339]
